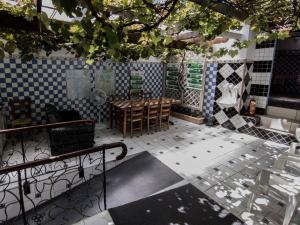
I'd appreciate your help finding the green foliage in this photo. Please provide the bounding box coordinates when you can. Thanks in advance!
[0,0,299,62]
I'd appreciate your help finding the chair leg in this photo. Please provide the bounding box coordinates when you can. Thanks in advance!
[167,116,170,129]
[247,171,264,211]
[130,121,133,138]
[283,195,297,225]
[159,117,162,130]
[141,120,143,136]
[147,118,149,134]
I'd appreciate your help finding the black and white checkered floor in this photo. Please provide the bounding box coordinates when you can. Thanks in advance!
[1,118,299,225]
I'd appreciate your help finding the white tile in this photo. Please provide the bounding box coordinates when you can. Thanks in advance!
[2,117,293,223]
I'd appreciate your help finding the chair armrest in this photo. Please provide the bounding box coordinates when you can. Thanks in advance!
[51,124,94,134]
[289,142,300,154]
[273,153,300,170]
[58,110,81,121]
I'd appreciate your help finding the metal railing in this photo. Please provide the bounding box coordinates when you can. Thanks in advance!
[0,122,127,225]
[0,120,96,165]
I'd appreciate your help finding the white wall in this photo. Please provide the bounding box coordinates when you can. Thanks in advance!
[212,25,252,60]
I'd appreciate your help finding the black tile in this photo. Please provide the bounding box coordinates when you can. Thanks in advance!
[246,63,253,70]
[226,72,242,86]
[253,61,273,72]
[213,102,221,114]
[222,120,236,130]
[255,40,275,49]
[214,88,222,100]
[216,72,225,85]
[217,63,226,70]
[244,73,250,86]
[230,63,243,70]
[224,107,238,119]
[250,84,269,96]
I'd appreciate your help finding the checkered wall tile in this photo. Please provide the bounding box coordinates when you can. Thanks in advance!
[202,62,217,119]
[0,58,97,125]
[99,62,164,121]
[248,43,275,111]
[0,58,164,125]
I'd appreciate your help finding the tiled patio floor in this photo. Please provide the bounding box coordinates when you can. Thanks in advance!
[1,117,299,225]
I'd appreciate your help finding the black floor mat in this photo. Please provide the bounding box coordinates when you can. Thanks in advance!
[109,184,245,225]
[8,151,183,225]
[105,151,183,208]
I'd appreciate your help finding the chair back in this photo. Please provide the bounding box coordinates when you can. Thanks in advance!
[9,97,31,120]
[112,94,127,101]
[130,100,145,121]
[147,99,160,119]
[160,98,172,118]
[128,90,143,100]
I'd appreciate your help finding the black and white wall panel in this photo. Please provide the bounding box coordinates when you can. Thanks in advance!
[248,41,276,114]
[213,61,250,130]
[0,58,164,125]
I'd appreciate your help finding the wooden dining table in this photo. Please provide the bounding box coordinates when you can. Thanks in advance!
[109,99,179,138]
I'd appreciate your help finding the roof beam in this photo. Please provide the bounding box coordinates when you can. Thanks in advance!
[189,0,248,21]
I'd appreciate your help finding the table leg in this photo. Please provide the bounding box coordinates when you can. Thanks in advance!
[123,110,127,138]
[110,105,113,129]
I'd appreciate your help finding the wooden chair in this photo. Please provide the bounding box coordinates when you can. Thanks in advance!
[159,98,172,130]
[110,94,127,129]
[9,97,32,128]
[128,100,145,137]
[128,90,143,100]
[144,99,160,134]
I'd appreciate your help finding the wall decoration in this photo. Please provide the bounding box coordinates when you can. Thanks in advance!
[165,63,180,90]
[186,63,203,90]
[66,69,91,100]
[130,70,144,96]
[95,67,115,95]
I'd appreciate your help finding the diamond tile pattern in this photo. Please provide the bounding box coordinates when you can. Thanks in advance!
[241,63,253,114]
[212,62,256,131]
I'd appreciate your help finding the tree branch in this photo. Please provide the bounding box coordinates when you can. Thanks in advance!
[136,0,178,32]
[83,0,112,28]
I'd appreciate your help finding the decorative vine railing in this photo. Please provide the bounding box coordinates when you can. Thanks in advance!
[0,122,127,225]
[0,120,96,166]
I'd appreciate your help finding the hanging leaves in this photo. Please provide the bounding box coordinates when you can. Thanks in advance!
[0,0,299,62]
